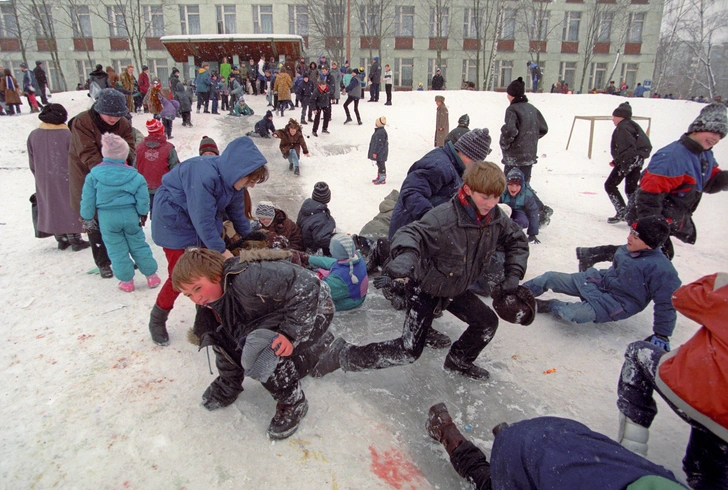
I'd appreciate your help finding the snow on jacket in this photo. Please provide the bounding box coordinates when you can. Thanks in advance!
[273,72,293,101]
[359,189,399,239]
[388,142,465,240]
[260,208,304,251]
[80,158,150,219]
[367,126,388,162]
[611,118,652,169]
[391,193,529,298]
[635,134,725,244]
[296,198,336,254]
[151,136,267,252]
[195,69,211,93]
[499,95,548,167]
[308,252,368,311]
[135,133,179,191]
[345,77,361,99]
[656,273,728,443]
[577,245,681,335]
[500,172,540,236]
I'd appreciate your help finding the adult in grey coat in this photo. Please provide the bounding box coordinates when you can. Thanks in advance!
[330,63,342,104]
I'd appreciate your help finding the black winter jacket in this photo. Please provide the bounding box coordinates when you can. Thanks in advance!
[444,125,469,146]
[296,198,336,254]
[499,96,548,167]
[295,79,314,102]
[33,66,47,87]
[310,86,331,110]
[431,74,444,90]
[368,127,389,162]
[610,119,652,170]
[391,195,529,298]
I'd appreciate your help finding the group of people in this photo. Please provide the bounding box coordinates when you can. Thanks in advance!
[23,61,728,488]
[0,61,49,115]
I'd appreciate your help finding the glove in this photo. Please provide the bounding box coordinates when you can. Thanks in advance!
[139,214,148,227]
[609,160,615,167]
[372,275,392,290]
[383,251,417,279]
[500,275,520,294]
[373,275,408,295]
[81,219,98,233]
[528,234,541,244]
[646,334,670,352]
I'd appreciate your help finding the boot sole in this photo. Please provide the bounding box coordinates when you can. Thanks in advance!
[267,401,309,440]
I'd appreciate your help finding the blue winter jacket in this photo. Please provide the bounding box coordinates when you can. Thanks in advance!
[80,159,150,219]
[578,245,681,336]
[500,169,540,236]
[388,141,465,240]
[151,137,267,252]
[195,69,211,93]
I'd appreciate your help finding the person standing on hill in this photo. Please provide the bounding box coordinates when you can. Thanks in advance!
[431,69,444,90]
[434,95,449,147]
[33,61,49,106]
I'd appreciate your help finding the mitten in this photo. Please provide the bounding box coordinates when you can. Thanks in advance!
[372,275,392,289]
[528,234,541,244]
[383,251,417,279]
[645,334,670,352]
[139,214,148,227]
[500,275,519,294]
[81,219,98,233]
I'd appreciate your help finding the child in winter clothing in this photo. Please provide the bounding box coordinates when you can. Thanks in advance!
[343,69,362,125]
[176,82,193,127]
[171,247,335,440]
[246,110,276,138]
[199,135,219,156]
[255,201,304,251]
[230,95,254,116]
[297,182,336,255]
[616,273,728,488]
[500,168,541,243]
[295,73,313,125]
[526,216,681,346]
[209,74,220,114]
[273,118,309,175]
[310,80,331,137]
[368,117,389,184]
[220,76,230,112]
[80,133,160,292]
[136,119,179,216]
[383,64,393,105]
[308,233,368,311]
[605,102,652,223]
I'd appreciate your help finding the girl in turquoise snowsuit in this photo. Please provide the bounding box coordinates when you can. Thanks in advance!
[308,233,368,311]
[80,133,160,292]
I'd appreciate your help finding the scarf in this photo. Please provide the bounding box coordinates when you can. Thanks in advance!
[458,187,494,228]
[5,76,15,91]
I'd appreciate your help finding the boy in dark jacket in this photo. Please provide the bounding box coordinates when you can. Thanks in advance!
[444,114,470,145]
[368,116,389,185]
[295,73,313,125]
[310,79,331,137]
[246,110,276,138]
[209,74,220,115]
[172,247,335,440]
[312,161,529,381]
[273,118,309,176]
[526,216,681,349]
[296,182,336,255]
[500,168,540,243]
[176,82,193,127]
[605,102,652,223]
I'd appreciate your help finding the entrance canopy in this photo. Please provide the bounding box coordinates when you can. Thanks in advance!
[160,34,304,67]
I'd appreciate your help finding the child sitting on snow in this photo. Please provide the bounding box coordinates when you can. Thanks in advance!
[230,95,254,116]
[80,133,161,292]
[255,200,304,251]
[308,233,368,311]
[296,182,336,256]
[500,168,541,243]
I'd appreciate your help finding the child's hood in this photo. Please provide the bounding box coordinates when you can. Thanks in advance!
[211,136,268,189]
[90,161,139,186]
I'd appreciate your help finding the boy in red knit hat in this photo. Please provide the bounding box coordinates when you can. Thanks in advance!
[136,119,179,217]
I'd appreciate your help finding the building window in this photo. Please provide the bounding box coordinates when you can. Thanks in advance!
[76,59,95,84]
[216,5,236,34]
[289,5,308,36]
[562,11,581,42]
[0,5,19,38]
[427,59,447,87]
[71,6,92,38]
[34,5,53,37]
[559,61,577,87]
[395,6,414,37]
[112,59,132,74]
[107,6,128,38]
[253,5,273,34]
[496,60,513,88]
[530,11,549,41]
[429,7,449,37]
[148,58,169,84]
[179,5,200,35]
[597,12,612,42]
[463,8,480,39]
[144,5,165,37]
[359,57,371,73]
[360,5,380,34]
[589,62,607,90]
[462,59,478,84]
[46,61,62,90]
[627,13,644,43]
[501,9,516,40]
[394,57,413,88]
[622,62,638,89]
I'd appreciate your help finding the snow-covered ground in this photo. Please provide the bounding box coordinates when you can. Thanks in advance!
[2,88,726,489]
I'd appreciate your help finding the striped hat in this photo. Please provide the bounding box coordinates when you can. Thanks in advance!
[199,136,219,155]
[329,233,359,284]
[375,116,387,128]
[255,201,276,219]
[146,118,164,134]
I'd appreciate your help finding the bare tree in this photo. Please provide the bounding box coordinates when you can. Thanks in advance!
[2,0,29,73]
[420,0,452,70]
[20,0,68,91]
[576,1,624,94]
[56,0,95,68]
[482,2,505,90]
[680,0,728,99]
[306,0,347,62]
[652,0,690,94]
[516,0,563,90]
[354,0,395,61]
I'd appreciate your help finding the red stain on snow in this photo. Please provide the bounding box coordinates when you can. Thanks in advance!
[369,445,425,489]
[579,191,598,195]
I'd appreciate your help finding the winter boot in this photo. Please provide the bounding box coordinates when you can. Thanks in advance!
[267,394,309,440]
[99,266,114,279]
[119,280,135,292]
[426,403,467,455]
[68,233,90,251]
[576,245,619,272]
[311,337,348,378]
[55,234,71,250]
[426,328,452,349]
[617,413,649,457]
[372,173,381,184]
[444,353,490,380]
[539,205,554,227]
[294,166,300,176]
[289,161,294,171]
[300,118,307,125]
[607,210,626,224]
[202,379,242,411]
[344,117,352,124]
[149,304,171,346]
[374,173,386,185]
[535,299,554,313]
[146,273,162,288]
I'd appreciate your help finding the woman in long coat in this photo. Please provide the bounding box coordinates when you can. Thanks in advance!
[0,68,22,115]
[27,103,89,250]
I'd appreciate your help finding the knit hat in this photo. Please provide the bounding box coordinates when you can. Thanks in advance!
[256,201,276,220]
[612,102,633,119]
[100,132,130,161]
[632,215,671,250]
[199,136,219,155]
[352,68,359,74]
[38,103,68,125]
[35,61,42,66]
[94,88,128,117]
[19,62,28,69]
[454,128,492,161]
[329,233,359,284]
[265,110,273,119]
[312,182,331,204]
[435,95,445,103]
[687,102,728,138]
[506,77,526,97]
[375,116,387,128]
[240,328,279,382]
[458,114,470,127]
[145,118,164,134]
[506,168,525,184]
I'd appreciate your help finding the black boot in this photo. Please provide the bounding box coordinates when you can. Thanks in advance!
[607,211,626,224]
[55,234,71,250]
[149,304,171,346]
[267,393,309,440]
[202,378,242,410]
[426,327,451,349]
[539,205,554,227]
[535,299,554,313]
[444,353,490,380]
[68,233,90,251]
[426,403,467,455]
[575,245,619,272]
[311,337,348,378]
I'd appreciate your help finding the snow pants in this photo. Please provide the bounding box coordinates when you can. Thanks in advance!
[341,288,498,371]
[98,207,157,282]
[617,341,728,490]
[524,271,599,323]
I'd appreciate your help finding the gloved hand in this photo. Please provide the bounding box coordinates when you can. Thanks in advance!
[646,334,671,352]
[81,219,98,233]
[500,275,520,294]
[373,275,409,295]
[372,275,392,290]
[383,251,417,279]
[139,214,148,227]
[609,160,615,167]
[528,234,541,244]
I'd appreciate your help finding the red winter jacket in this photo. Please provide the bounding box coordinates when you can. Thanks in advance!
[136,134,177,191]
[656,273,728,442]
